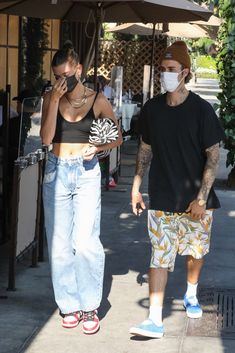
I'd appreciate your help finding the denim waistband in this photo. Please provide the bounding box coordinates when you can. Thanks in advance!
[47,152,87,165]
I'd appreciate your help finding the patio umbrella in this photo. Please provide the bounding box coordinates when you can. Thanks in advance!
[190,14,222,26]
[0,1,212,22]
[107,23,158,36]
[108,22,209,39]
[0,0,212,87]
[166,22,209,38]
[190,14,222,40]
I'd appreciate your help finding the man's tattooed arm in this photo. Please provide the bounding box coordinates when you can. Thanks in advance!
[132,139,152,194]
[197,143,220,201]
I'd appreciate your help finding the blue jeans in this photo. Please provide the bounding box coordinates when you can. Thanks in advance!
[43,152,104,314]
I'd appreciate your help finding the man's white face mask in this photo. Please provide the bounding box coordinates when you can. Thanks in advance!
[160,71,184,93]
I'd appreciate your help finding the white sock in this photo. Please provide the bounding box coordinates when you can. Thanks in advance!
[185,282,198,298]
[148,306,163,326]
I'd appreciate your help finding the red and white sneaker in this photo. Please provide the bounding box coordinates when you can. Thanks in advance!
[82,310,100,334]
[62,311,83,328]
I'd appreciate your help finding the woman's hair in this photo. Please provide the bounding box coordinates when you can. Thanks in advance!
[51,41,80,67]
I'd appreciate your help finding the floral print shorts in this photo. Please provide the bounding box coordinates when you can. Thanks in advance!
[148,210,213,272]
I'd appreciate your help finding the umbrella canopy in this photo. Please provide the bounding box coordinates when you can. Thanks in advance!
[190,14,222,26]
[107,23,158,36]
[108,22,209,39]
[0,0,212,22]
[166,22,209,38]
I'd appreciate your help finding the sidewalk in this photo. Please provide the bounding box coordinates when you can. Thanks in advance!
[0,78,235,353]
[186,78,232,180]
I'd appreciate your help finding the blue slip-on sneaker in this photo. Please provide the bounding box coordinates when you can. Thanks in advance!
[183,295,203,319]
[129,319,164,338]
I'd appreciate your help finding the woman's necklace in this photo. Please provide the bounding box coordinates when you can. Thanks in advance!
[65,86,87,109]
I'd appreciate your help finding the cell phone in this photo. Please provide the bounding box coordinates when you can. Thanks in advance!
[44,86,52,93]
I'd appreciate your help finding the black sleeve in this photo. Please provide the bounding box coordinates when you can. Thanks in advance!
[201,102,226,150]
[138,102,151,145]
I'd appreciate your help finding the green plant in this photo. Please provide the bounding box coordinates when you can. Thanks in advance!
[103,23,115,40]
[21,18,49,93]
[191,38,215,55]
[196,55,217,69]
[216,0,235,186]
[193,0,219,13]
[195,72,218,79]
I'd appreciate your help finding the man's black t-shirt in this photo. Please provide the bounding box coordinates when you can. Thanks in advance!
[139,91,225,212]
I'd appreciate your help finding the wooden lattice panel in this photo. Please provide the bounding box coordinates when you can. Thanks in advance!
[88,37,167,96]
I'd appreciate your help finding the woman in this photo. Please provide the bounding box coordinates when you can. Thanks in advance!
[41,42,122,334]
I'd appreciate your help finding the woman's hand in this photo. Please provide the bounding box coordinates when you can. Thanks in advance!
[82,145,98,161]
[51,77,67,100]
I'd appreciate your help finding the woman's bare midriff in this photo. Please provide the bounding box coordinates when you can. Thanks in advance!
[52,143,89,157]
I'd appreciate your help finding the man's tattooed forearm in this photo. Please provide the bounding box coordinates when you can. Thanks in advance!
[198,143,220,200]
[135,142,152,178]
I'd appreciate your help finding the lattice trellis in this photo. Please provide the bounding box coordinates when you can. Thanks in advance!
[87,36,167,95]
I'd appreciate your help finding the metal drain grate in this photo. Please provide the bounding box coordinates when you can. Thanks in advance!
[186,288,235,338]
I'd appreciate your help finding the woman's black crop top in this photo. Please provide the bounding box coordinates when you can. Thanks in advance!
[52,93,98,144]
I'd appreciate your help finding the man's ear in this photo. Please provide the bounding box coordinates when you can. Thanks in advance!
[183,68,190,77]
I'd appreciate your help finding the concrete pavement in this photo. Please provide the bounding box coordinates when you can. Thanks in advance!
[0,78,235,353]
[187,78,232,180]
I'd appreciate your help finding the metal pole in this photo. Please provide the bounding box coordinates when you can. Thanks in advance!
[38,195,45,262]
[31,159,42,268]
[148,23,156,100]
[38,146,48,262]
[7,162,21,291]
[94,3,102,91]
[18,17,23,93]
[105,156,110,191]
[2,85,11,243]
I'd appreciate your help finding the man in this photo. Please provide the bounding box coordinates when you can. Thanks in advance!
[129,41,225,338]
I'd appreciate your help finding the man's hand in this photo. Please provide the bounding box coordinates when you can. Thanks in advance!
[131,139,152,216]
[132,191,146,216]
[186,200,206,220]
